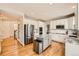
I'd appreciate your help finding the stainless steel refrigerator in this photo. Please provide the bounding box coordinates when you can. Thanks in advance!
[24,24,34,45]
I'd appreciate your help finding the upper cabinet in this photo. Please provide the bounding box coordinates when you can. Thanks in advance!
[50,15,76,30]
[50,18,68,30]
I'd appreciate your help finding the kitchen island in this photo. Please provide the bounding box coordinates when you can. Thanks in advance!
[33,36,51,54]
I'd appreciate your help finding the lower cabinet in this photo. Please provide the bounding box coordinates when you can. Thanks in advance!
[65,41,79,56]
[43,39,49,50]
[33,37,51,54]
[52,34,66,43]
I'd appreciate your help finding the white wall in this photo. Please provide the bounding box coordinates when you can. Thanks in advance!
[0,20,18,39]
[18,19,24,45]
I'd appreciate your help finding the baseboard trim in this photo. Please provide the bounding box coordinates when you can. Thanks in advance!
[1,36,24,46]
[42,44,51,53]
[52,40,64,44]
[16,38,24,46]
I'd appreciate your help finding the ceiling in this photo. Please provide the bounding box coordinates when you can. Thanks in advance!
[0,10,21,21]
[0,3,77,21]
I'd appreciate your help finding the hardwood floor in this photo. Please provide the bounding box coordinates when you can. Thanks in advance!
[0,37,65,56]
[0,37,21,56]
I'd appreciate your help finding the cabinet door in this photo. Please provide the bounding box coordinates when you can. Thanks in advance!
[65,42,79,56]
[52,34,65,43]
[43,38,48,50]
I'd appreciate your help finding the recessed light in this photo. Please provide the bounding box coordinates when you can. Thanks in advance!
[72,6,75,9]
[49,3,53,5]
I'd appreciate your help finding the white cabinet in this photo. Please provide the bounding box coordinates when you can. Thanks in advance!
[43,38,49,50]
[65,42,79,56]
[51,30,66,43]
[52,34,66,43]
[42,35,51,50]
[65,37,79,56]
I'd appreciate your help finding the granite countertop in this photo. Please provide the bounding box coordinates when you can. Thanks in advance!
[34,37,43,42]
[66,37,79,45]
